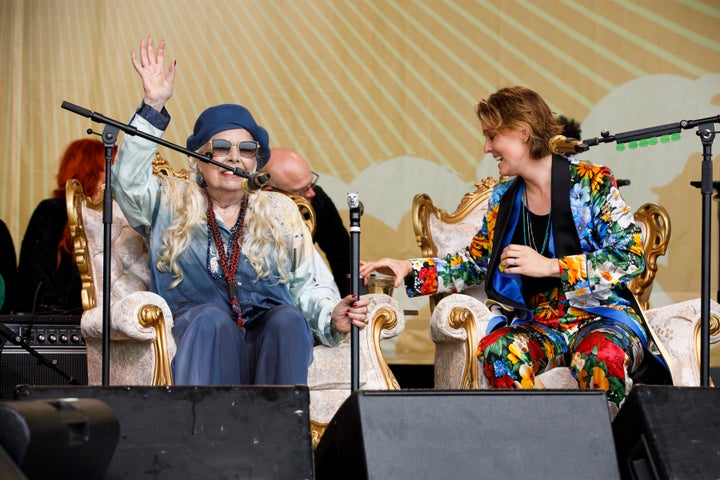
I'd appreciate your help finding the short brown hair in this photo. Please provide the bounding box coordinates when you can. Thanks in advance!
[475,86,562,159]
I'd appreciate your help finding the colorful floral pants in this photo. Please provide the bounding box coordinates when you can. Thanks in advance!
[477,318,645,407]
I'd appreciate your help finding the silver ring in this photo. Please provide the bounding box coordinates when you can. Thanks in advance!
[514,258,518,267]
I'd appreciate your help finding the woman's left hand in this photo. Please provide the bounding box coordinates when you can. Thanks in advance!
[331,294,371,333]
[500,244,562,278]
[131,35,175,112]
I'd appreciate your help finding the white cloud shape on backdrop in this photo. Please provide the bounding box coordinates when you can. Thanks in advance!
[581,74,720,210]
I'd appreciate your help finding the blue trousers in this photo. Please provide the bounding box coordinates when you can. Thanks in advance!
[171,303,314,385]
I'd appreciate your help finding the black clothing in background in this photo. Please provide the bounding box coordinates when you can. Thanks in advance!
[311,185,352,297]
[0,219,17,314]
[16,198,82,314]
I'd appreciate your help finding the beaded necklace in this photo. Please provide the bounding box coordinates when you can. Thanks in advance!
[522,187,552,256]
[204,188,249,327]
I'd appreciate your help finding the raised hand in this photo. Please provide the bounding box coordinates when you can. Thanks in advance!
[131,35,176,112]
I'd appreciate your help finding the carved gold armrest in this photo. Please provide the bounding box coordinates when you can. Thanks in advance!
[138,304,174,386]
[365,293,404,390]
[430,293,491,390]
[80,291,176,387]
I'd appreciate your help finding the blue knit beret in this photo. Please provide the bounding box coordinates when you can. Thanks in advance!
[186,104,270,169]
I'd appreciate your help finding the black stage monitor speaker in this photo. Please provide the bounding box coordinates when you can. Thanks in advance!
[17,385,314,480]
[315,389,620,480]
[0,397,119,480]
[613,385,720,480]
[0,317,87,400]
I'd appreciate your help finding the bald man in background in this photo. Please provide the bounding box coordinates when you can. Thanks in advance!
[264,148,352,296]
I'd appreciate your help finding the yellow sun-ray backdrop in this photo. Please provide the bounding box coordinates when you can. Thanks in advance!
[2,0,719,364]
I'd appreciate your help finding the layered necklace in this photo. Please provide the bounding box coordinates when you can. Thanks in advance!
[204,188,249,327]
[521,186,552,256]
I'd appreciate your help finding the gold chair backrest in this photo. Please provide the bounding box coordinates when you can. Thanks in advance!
[66,179,96,311]
[628,202,671,310]
[289,194,316,236]
[151,151,192,181]
[65,153,189,311]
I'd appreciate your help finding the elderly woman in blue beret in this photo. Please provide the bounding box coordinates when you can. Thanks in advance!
[112,36,369,386]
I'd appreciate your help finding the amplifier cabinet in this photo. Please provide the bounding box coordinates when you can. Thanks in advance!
[0,322,87,400]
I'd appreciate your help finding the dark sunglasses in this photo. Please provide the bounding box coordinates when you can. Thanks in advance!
[206,139,260,159]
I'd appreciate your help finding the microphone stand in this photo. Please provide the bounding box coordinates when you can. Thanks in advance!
[583,114,720,387]
[689,181,720,303]
[61,100,269,386]
[100,124,119,385]
[347,193,363,392]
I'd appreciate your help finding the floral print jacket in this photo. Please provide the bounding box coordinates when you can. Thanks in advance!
[406,156,651,344]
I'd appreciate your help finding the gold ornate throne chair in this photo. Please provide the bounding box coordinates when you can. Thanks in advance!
[67,154,405,447]
[414,180,720,390]
[67,176,176,386]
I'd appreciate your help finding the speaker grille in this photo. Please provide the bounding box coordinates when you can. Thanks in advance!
[0,348,87,400]
[316,390,620,480]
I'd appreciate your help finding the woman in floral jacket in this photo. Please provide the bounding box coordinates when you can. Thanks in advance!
[361,86,669,410]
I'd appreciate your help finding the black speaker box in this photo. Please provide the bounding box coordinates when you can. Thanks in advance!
[16,385,314,480]
[612,385,720,480]
[315,389,620,480]
[0,397,119,479]
[0,320,87,400]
